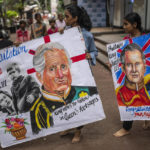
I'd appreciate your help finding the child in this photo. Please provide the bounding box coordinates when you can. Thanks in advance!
[47,18,58,35]
[30,13,47,39]
[113,12,146,137]
[16,20,30,43]
[56,13,66,33]
[60,5,98,143]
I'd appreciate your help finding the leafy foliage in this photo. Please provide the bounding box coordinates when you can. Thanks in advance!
[57,0,65,14]
[6,10,18,19]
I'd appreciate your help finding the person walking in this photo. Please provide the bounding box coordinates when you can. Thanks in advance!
[113,12,146,137]
[16,20,30,43]
[60,4,98,143]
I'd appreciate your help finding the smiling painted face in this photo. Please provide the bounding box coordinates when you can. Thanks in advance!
[0,93,12,108]
[123,49,145,84]
[39,49,72,97]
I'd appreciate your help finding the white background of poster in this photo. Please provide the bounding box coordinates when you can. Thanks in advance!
[0,27,105,148]
[107,33,150,121]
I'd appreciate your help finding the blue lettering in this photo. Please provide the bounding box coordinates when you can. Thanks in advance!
[13,47,17,56]
[6,49,10,59]
[9,51,13,58]
[0,54,3,62]
[23,46,28,53]
[0,45,29,63]
[126,106,150,113]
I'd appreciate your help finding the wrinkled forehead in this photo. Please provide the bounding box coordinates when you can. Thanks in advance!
[45,49,68,59]
[7,65,17,72]
[44,49,70,67]
[125,49,143,60]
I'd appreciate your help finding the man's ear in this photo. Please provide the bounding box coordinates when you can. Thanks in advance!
[133,22,137,28]
[36,72,43,84]
[121,64,125,73]
[74,16,78,22]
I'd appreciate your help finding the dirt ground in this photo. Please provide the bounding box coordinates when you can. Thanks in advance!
[1,62,150,150]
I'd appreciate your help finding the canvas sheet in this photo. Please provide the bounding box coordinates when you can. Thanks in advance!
[107,33,150,121]
[0,27,105,148]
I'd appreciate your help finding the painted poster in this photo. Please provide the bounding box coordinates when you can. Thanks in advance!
[107,33,150,121]
[0,27,105,148]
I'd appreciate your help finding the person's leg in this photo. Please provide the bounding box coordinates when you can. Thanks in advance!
[143,120,150,129]
[72,126,84,143]
[114,121,133,137]
[123,121,133,130]
[60,129,72,136]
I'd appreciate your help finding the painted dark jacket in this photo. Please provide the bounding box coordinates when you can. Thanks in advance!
[11,75,40,113]
[30,85,98,134]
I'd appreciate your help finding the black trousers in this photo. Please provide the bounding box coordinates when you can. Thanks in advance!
[123,121,133,131]
[77,126,84,130]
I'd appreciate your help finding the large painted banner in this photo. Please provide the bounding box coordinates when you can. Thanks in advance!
[0,27,105,148]
[107,33,150,121]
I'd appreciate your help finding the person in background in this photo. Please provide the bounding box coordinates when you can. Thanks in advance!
[47,18,58,35]
[16,17,20,29]
[60,4,98,143]
[30,13,47,39]
[16,20,30,44]
[56,13,66,33]
[0,26,13,50]
[113,12,148,137]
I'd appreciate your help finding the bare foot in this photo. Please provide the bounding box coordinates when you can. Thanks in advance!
[72,130,81,144]
[60,129,72,136]
[113,128,130,137]
[143,121,150,130]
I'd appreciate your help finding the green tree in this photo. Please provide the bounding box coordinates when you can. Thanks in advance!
[57,0,65,14]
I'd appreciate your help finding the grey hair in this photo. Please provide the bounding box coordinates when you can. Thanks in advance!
[120,43,145,65]
[33,42,71,73]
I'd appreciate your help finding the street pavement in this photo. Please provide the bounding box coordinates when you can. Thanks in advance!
[1,63,150,150]
[2,28,150,150]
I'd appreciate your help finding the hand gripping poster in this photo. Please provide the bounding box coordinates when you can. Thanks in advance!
[107,33,150,121]
[0,27,105,148]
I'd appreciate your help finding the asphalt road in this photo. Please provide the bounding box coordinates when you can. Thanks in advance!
[1,62,150,150]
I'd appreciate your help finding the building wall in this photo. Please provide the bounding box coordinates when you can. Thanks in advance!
[113,0,124,27]
[133,0,145,29]
[146,0,150,30]
[63,0,72,6]
[78,0,106,27]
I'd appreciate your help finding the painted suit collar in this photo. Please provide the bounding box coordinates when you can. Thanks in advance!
[41,86,71,103]
[125,78,144,91]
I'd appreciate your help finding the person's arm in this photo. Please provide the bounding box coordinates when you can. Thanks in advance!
[30,24,34,39]
[15,30,19,43]
[27,30,30,41]
[11,89,18,114]
[25,76,40,104]
[85,34,98,66]
[14,31,22,46]
[18,76,40,112]
[17,93,27,113]
[43,23,47,36]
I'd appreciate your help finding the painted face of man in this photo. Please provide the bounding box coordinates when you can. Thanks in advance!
[7,65,20,81]
[0,93,12,108]
[123,49,145,84]
[41,49,72,97]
